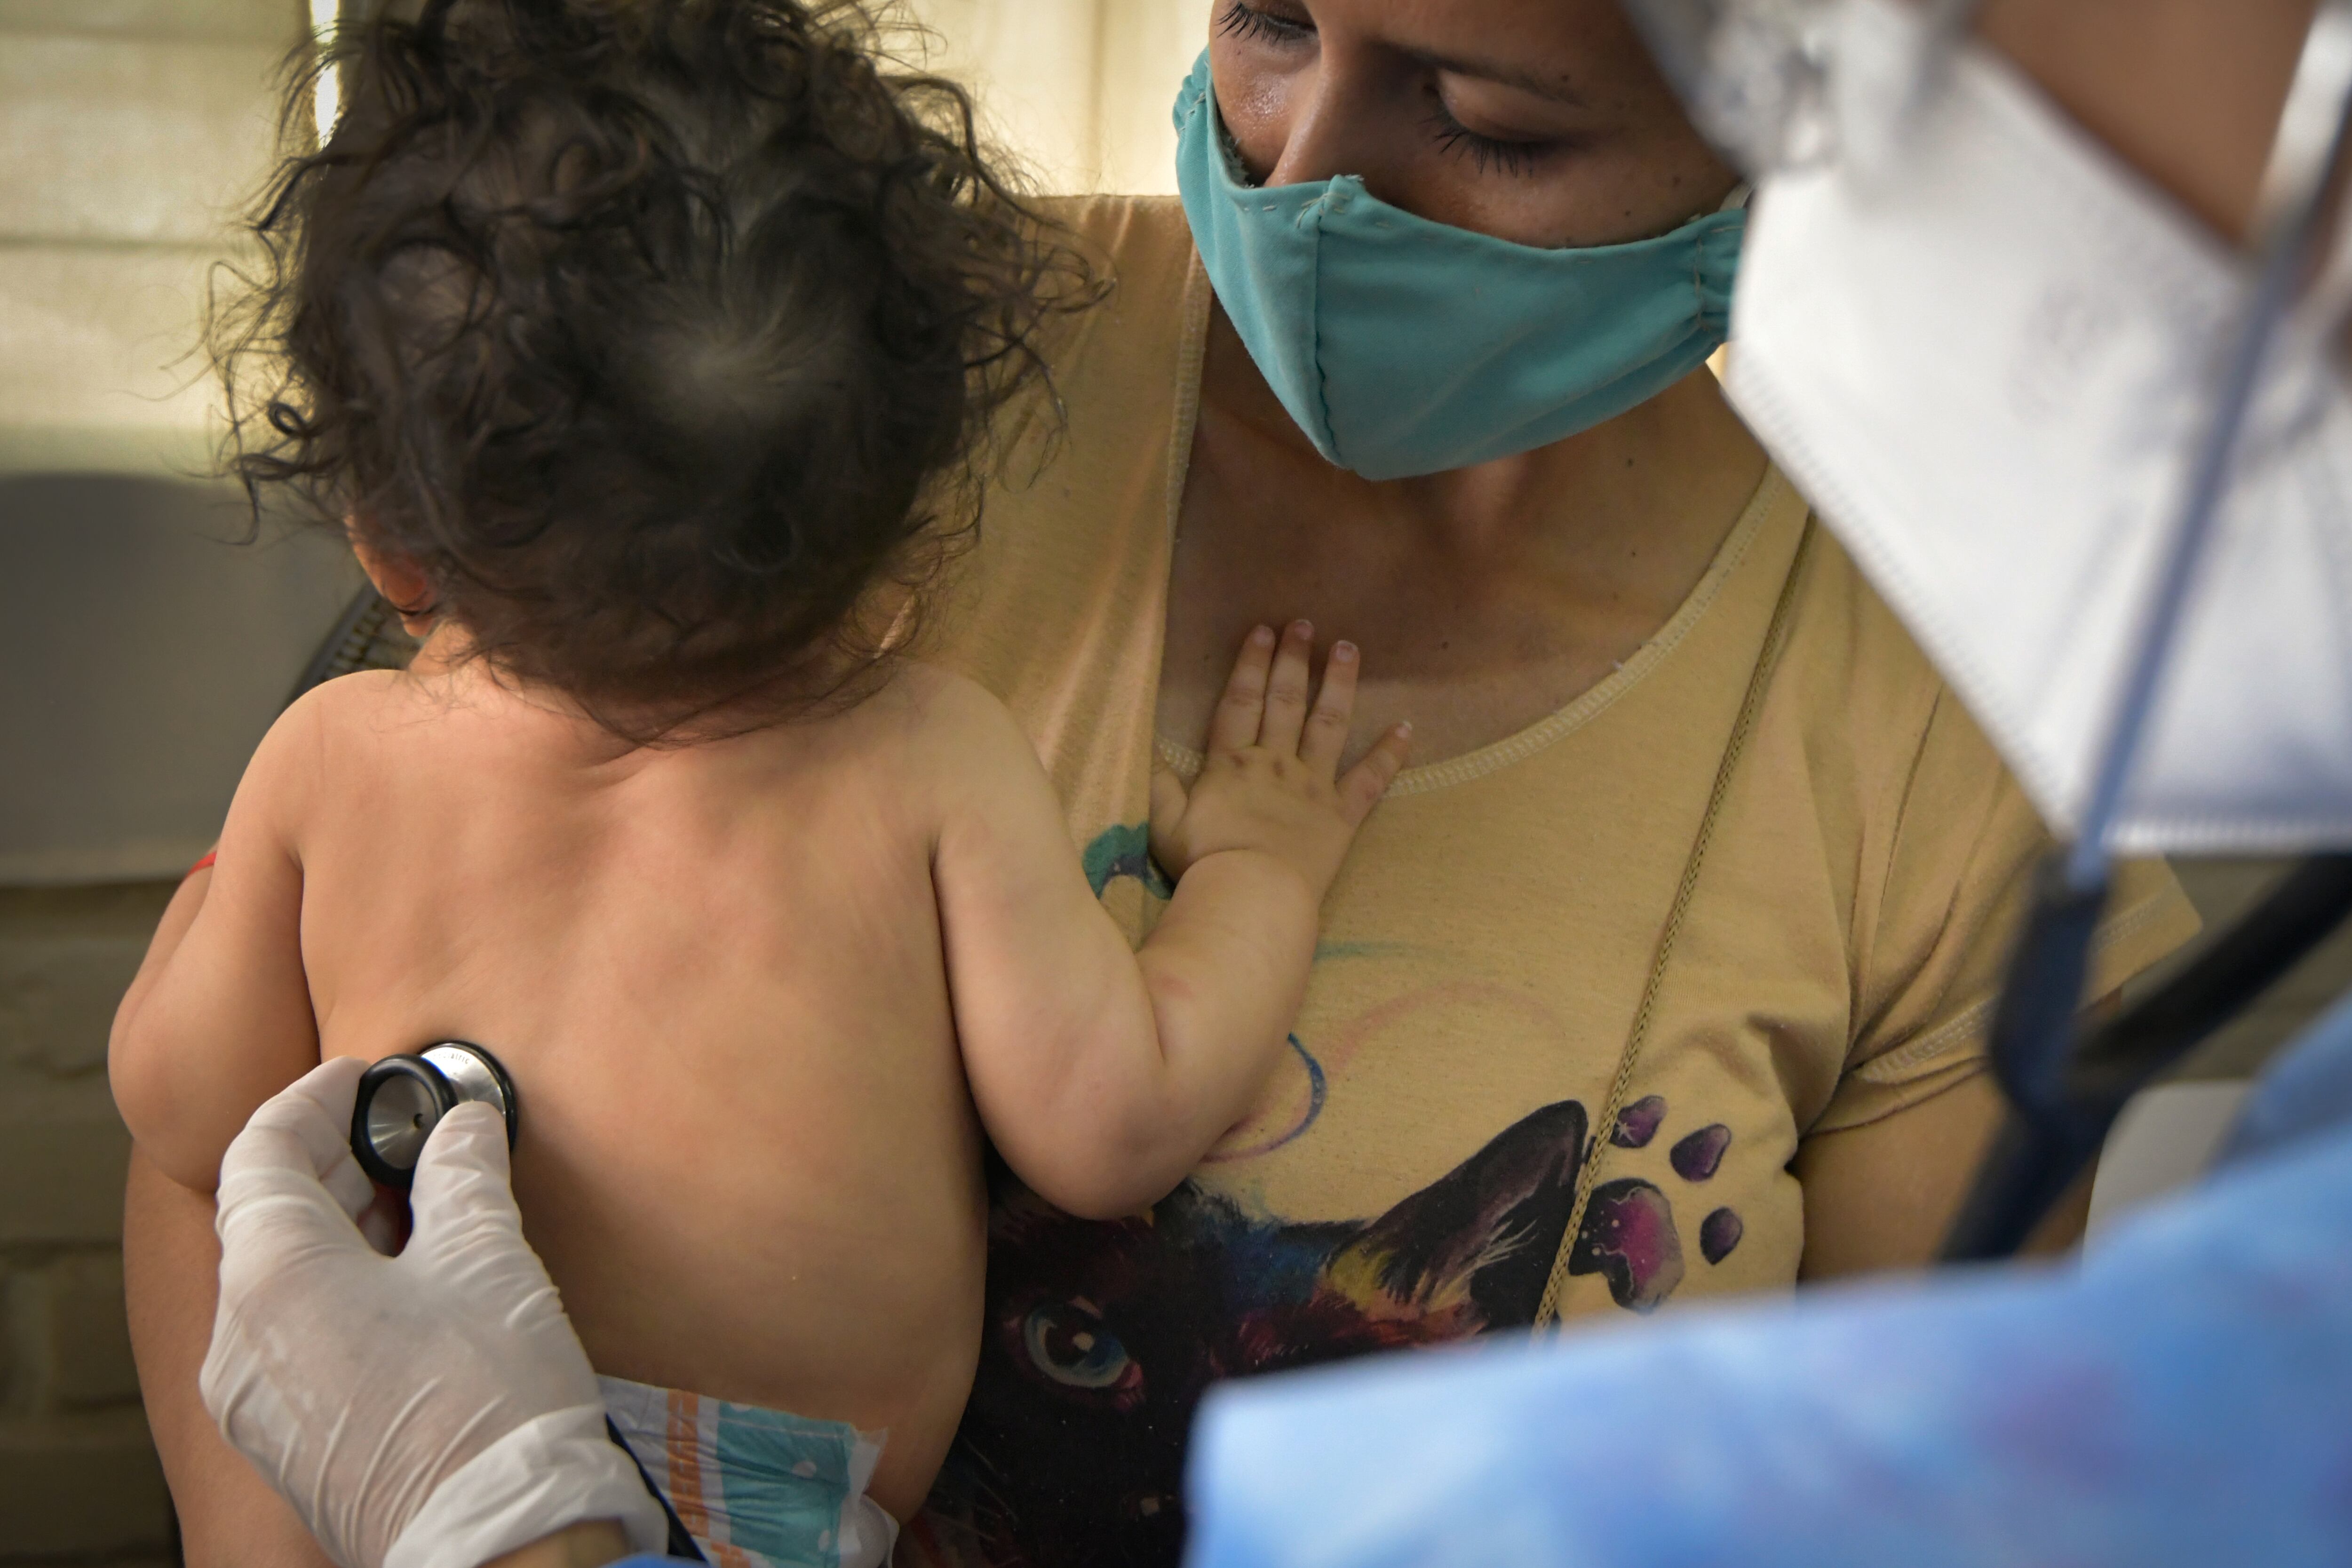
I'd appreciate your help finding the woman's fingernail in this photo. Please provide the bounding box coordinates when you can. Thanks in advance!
[1250,625,1276,647]
[1334,641,1359,662]
[1396,721,1414,737]
[1291,619,1313,638]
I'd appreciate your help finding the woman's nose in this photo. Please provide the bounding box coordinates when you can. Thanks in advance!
[1255,48,1397,192]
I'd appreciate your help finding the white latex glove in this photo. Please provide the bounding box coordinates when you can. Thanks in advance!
[201,1057,667,1568]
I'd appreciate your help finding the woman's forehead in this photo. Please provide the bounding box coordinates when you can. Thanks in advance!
[1230,0,1661,101]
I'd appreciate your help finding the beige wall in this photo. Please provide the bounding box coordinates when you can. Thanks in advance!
[0,0,1204,482]
[908,0,1211,195]
[0,0,296,479]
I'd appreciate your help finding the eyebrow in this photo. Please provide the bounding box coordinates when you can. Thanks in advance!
[1401,48,1590,108]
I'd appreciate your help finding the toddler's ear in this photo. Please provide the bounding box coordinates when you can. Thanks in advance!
[348,531,437,636]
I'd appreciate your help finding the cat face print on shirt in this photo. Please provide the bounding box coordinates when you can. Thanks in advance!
[928,1095,1743,1568]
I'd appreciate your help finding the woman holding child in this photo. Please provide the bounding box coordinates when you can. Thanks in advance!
[122,1,2199,1565]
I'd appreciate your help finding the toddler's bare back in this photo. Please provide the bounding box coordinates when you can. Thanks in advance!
[112,617,1406,1529]
[296,659,987,1517]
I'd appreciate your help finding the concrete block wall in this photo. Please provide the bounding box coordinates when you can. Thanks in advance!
[3,0,302,1558]
[0,882,174,1565]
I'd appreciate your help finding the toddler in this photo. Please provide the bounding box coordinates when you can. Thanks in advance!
[107,4,1407,1564]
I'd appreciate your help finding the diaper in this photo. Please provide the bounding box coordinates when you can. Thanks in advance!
[599,1376,898,1568]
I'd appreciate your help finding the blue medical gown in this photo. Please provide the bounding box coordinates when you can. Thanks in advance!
[1184,1012,2352,1568]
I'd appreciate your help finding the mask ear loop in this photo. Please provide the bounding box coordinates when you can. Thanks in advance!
[1941,0,2352,1263]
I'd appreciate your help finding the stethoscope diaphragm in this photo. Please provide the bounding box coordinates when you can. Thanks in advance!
[350,1041,518,1188]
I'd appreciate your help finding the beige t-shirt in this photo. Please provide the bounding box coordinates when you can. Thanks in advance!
[914,195,2201,1567]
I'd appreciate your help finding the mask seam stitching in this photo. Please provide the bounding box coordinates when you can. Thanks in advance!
[1308,195,1341,463]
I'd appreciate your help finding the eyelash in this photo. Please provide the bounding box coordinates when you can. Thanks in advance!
[1216,1,1309,47]
[1425,101,1551,179]
[1218,1,1557,180]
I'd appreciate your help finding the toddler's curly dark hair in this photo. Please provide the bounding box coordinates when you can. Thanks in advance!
[217,0,1094,737]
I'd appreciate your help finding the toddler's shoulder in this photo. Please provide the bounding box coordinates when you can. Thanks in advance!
[881,661,1032,760]
[244,668,410,778]
[846,665,1049,828]
[283,666,411,719]
[200,669,422,849]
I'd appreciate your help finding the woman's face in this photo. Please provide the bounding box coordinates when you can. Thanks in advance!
[1208,0,1737,249]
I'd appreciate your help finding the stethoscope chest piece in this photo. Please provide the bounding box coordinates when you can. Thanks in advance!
[351,1041,518,1188]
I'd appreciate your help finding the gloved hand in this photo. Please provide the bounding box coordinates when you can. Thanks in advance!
[200,1057,667,1568]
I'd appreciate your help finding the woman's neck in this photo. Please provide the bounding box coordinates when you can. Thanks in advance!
[1192,306,1764,569]
[1163,308,1770,766]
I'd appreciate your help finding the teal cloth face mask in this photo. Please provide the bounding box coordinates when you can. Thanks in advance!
[1173,52,1746,481]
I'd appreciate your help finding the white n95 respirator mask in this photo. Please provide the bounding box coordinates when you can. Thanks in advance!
[1631,0,2352,856]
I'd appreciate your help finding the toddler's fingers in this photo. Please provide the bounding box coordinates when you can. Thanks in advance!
[1258,621,1316,754]
[1337,724,1414,826]
[1300,642,1360,775]
[1209,626,1278,756]
[1149,767,1189,844]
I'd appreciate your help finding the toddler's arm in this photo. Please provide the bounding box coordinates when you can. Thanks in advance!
[933,622,1408,1219]
[111,698,324,1193]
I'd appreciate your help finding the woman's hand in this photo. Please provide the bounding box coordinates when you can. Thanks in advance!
[1150,621,1412,900]
[202,1059,664,1568]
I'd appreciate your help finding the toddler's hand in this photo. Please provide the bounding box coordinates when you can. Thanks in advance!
[1150,621,1411,902]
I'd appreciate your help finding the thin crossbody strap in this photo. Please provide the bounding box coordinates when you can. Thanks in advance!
[1533,517,1818,1330]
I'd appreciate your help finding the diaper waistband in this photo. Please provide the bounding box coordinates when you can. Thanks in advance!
[599,1375,895,1568]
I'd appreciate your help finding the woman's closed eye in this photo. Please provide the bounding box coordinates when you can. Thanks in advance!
[1218,0,1570,181]
[1217,0,1313,48]
[1424,96,1562,179]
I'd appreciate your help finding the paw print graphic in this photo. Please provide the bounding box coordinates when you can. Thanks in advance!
[1565,1094,1744,1315]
